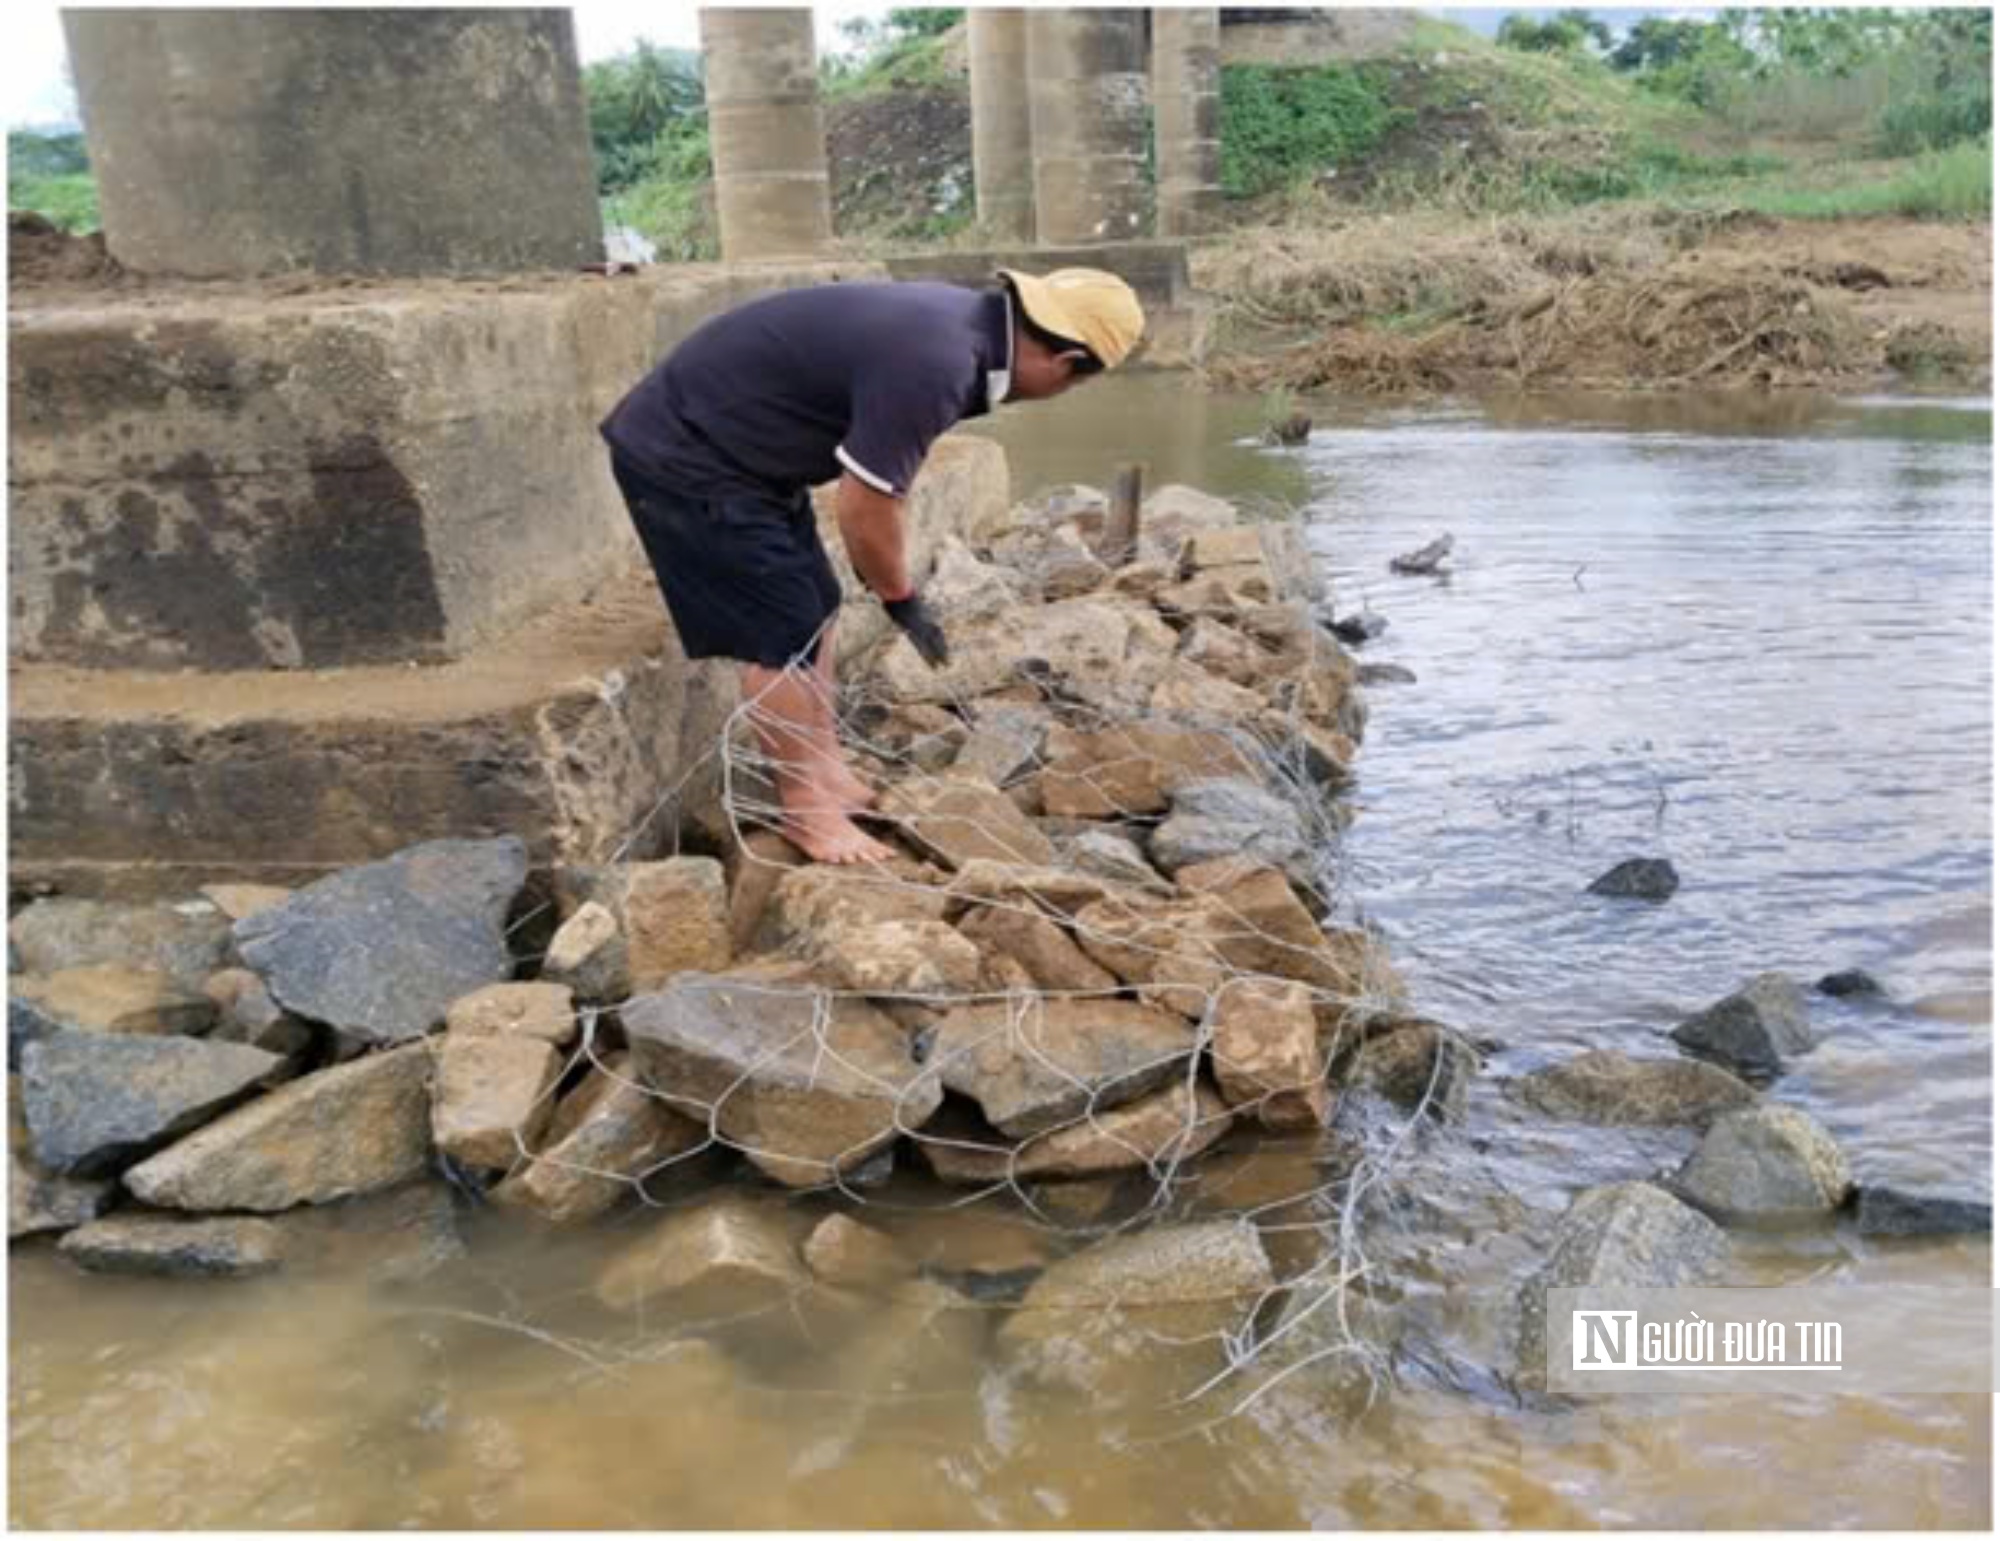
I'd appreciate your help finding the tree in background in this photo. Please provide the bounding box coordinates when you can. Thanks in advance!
[584,40,704,193]
[1496,10,1612,56]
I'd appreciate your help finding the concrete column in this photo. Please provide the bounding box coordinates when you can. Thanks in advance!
[968,9,1035,242]
[62,10,602,278]
[1152,9,1223,237]
[699,8,834,259]
[1026,9,1152,245]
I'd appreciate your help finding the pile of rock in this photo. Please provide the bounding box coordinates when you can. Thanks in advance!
[11,483,1424,1289]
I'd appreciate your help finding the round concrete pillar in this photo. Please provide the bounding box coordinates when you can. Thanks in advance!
[700,8,834,260]
[1152,9,1223,237]
[969,9,1035,242]
[62,10,602,278]
[1026,10,1152,245]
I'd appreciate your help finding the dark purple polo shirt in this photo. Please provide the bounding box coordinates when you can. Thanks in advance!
[601,280,1013,502]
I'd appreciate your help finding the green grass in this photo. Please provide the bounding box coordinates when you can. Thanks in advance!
[10,172,99,232]
[1218,63,1403,198]
[1724,138,1991,220]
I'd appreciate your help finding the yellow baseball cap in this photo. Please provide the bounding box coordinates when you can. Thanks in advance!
[998,267,1146,369]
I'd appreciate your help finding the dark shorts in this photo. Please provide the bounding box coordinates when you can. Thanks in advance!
[610,453,842,669]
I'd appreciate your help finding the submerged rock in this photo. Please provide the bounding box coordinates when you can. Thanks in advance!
[59,1214,284,1279]
[622,971,941,1188]
[1850,1185,1992,1237]
[9,1148,116,1238]
[594,1192,806,1313]
[275,1180,465,1285]
[492,1053,706,1224]
[22,1030,283,1176]
[1330,612,1388,645]
[9,898,233,990]
[1815,968,1885,999]
[1670,972,1816,1079]
[1586,858,1680,902]
[1671,1105,1852,1225]
[1356,662,1418,687]
[1512,1048,1755,1127]
[123,1040,435,1212]
[802,1213,915,1290]
[1346,1020,1478,1123]
[918,1080,1232,1185]
[234,837,527,1046]
[998,1219,1275,1396]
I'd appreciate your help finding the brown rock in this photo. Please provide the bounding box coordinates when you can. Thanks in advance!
[1107,557,1179,603]
[1514,1048,1757,1127]
[948,860,1136,918]
[14,965,216,1038]
[1156,569,1273,623]
[1179,618,1272,687]
[542,901,624,1002]
[768,862,979,995]
[723,828,810,955]
[918,1080,1232,1184]
[492,1052,706,1223]
[613,859,734,990]
[594,1192,807,1313]
[802,1212,914,1289]
[58,1214,284,1278]
[431,1035,561,1172]
[859,702,968,773]
[956,905,1118,994]
[198,883,294,923]
[1150,660,1270,723]
[951,703,1050,789]
[1210,978,1330,1130]
[445,982,578,1047]
[1181,526,1270,574]
[1347,1021,1478,1122]
[10,1147,115,1238]
[1037,722,1259,819]
[1072,894,1231,1019]
[930,998,1199,1137]
[878,772,1057,870]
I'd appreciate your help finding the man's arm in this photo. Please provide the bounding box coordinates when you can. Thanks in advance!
[835,471,913,600]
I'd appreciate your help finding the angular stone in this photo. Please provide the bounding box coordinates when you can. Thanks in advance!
[9,1148,116,1238]
[998,1219,1274,1395]
[1852,1185,1992,1237]
[203,968,316,1057]
[1194,865,1360,993]
[951,703,1050,789]
[594,1192,806,1312]
[1671,973,1816,1079]
[1178,617,1271,687]
[1347,1021,1478,1122]
[956,906,1118,995]
[431,1035,561,1172]
[445,982,578,1047]
[918,1080,1231,1185]
[1107,557,1178,603]
[1156,569,1273,622]
[199,883,294,922]
[1071,894,1231,1019]
[1253,711,1357,791]
[930,998,1198,1138]
[1062,829,1169,892]
[1672,1105,1852,1225]
[234,837,527,1046]
[59,1214,284,1278]
[542,901,624,1002]
[622,972,941,1188]
[124,1041,435,1211]
[1149,659,1270,723]
[1816,969,1885,999]
[1140,484,1240,542]
[12,965,217,1039]
[1181,525,1270,574]
[856,702,967,773]
[1517,1182,1727,1376]
[492,1052,706,1223]
[274,1180,465,1285]
[1149,778,1315,891]
[1037,722,1258,819]
[1356,662,1417,687]
[866,597,1177,713]
[10,897,233,989]
[802,1212,914,1290]
[560,858,731,992]
[879,772,1056,870]
[1513,1049,1755,1127]
[723,828,810,955]
[23,1030,284,1176]
[949,860,1137,919]
[924,536,1026,623]
[1587,857,1680,901]
[1210,978,1329,1130]
[768,863,977,996]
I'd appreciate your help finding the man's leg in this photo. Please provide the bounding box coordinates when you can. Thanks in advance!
[809,620,878,812]
[742,659,893,865]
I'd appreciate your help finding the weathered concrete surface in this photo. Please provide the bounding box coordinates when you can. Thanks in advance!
[701,9,835,260]
[968,9,1035,241]
[1025,10,1152,246]
[64,10,602,280]
[1152,10,1224,238]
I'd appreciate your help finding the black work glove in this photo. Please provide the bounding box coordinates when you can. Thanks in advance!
[884,593,950,669]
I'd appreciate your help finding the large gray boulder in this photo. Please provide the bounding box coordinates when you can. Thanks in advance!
[622,971,942,1188]
[1148,778,1316,891]
[58,1214,284,1279]
[1513,1049,1756,1127]
[234,837,528,1046]
[9,898,233,990]
[998,1220,1276,1396]
[1671,1105,1852,1225]
[1670,972,1815,1079]
[124,1041,435,1212]
[22,1030,284,1176]
[1851,1185,1991,1237]
[928,998,1198,1138]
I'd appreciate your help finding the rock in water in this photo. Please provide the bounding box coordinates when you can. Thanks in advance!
[1815,969,1884,999]
[9,898,233,989]
[594,1192,806,1313]
[802,1213,914,1290]
[1586,858,1680,902]
[622,972,941,1188]
[999,1220,1275,1396]
[59,1214,283,1279]
[1347,1021,1478,1123]
[1329,612,1387,646]
[492,1053,706,1224]
[22,1031,283,1176]
[1670,972,1815,1079]
[1851,1185,1992,1237]
[233,837,527,1046]
[123,1041,435,1211]
[1210,978,1329,1131]
[1671,1105,1852,1225]
[1512,1049,1755,1127]
[10,1148,115,1238]
[1516,1182,1727,1379]
[1356,662,1418,687]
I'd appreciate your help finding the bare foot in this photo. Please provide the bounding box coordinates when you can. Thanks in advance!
[778,806,896,865]
[828,760,879,814]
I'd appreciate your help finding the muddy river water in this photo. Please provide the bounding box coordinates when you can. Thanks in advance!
[10,379,1992,1528]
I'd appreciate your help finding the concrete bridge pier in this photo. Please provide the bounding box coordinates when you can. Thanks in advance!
[699,8,835,259]
[1152,9,1224,237]
[1025,9,1152,245]
[968,8,1036,242]
[61,9,602,278]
